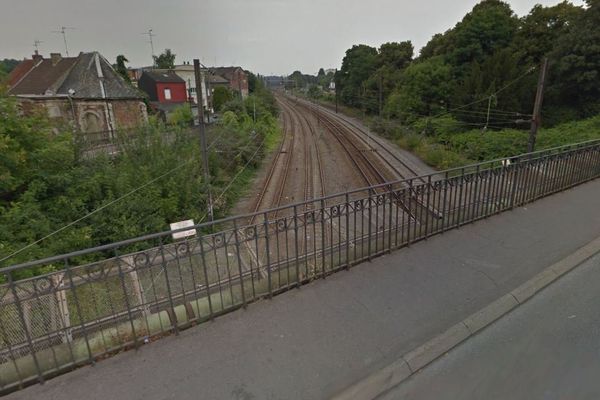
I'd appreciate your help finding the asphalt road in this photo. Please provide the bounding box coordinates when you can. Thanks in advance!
[379,252,600,400]
[6,180,600,400]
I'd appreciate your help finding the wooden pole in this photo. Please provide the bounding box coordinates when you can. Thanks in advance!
[194,59,214,222]
[528,57,549,153]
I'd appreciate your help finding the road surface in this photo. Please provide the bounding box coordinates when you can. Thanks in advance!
[380,251,600,400]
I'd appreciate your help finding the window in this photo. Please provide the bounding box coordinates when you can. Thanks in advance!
[82,111,102,133]
[46,104,61,118]
[164,88,172,100]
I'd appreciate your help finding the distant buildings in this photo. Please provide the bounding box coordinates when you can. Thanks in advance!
[166,63,229,109]
[211,67,249,98]
[130,63,249,116]
[7,51,147,135]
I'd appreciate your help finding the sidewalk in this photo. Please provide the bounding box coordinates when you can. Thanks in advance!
[379,251,600,400]
[8,180,600,400]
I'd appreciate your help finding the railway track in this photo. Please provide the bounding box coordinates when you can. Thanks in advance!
[250,99,296,218]
[299,98,428,183]
[293,97,442,221]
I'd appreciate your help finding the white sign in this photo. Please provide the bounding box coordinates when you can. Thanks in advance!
[170,219,197,240]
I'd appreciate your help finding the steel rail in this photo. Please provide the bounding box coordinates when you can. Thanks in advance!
[250,97,289,216]
[298,97,426,181]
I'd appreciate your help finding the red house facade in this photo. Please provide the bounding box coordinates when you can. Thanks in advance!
[138,71,188,103]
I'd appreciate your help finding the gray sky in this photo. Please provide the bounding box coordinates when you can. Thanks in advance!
[1,0,584,75]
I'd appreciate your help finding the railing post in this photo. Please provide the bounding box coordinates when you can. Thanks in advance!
[293,205,301,286]
[158,239,179,334]
[64,259,94,366]
[127,262,149,318]
[262,212,273,298]
[320,198,327,277]
[509,160,520,209]
[345,193,350,269]
[51,273,72,343]
[456,169,465,228]
[406,180,413,245]
[232,219,248,308]
[425,176,432,239]
[114,250,139,348]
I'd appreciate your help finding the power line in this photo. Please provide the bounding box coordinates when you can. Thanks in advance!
[425,66,538,121]
[197,136,268,224]
[451,109,532,118]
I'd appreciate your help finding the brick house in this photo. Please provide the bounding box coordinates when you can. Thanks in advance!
[212,67,249,98]
[8,52,148,136]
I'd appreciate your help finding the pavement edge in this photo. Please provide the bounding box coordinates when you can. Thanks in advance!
[331,235,600,400]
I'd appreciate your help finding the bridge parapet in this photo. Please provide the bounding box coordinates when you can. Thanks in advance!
[1,139,599,393]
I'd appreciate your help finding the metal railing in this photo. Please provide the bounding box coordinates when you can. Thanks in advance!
[1,139,599,393]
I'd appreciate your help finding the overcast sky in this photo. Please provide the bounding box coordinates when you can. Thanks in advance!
[1,0,584,75]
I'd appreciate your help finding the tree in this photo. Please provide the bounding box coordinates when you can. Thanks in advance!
[0,59,19,84]
[0,59,19,75]
[547,0,600,118]
[384,57,452,122]
[213,86,233,112]
[307,85,322,99]
[337,44,379,107]
[419,33,449,60]
[514,2,583,66]
[452,47,531,120]
[247,71,258,93]
[153,49,176,69]
[378,41,414,70]
[432,0,518,73]
[114,55,131,83]
[289,70,308,89]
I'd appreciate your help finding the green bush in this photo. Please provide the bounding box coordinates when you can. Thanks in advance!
[213,86,233,112]
[167,104,193,126]
[0,85,281,270]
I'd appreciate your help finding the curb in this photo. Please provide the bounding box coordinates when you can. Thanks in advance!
[332,235,600,400]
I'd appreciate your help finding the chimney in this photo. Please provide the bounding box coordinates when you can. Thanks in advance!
[32,50,43,62]
[50,53,62,66]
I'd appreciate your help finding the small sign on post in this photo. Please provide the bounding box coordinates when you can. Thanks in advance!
[170,219,197,240]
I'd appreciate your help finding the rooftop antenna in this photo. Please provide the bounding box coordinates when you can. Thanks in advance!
[33,40,43,53]
[142,29,156,66]
[52,26,75,56]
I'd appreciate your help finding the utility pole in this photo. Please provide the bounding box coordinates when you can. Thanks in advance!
[194,59,214,222]
[528,57,549,153]
[484,95,495,131]
[378,72,383,116]
[187,78,194,114]
[204,67,212,124]
[335,68,338,114]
